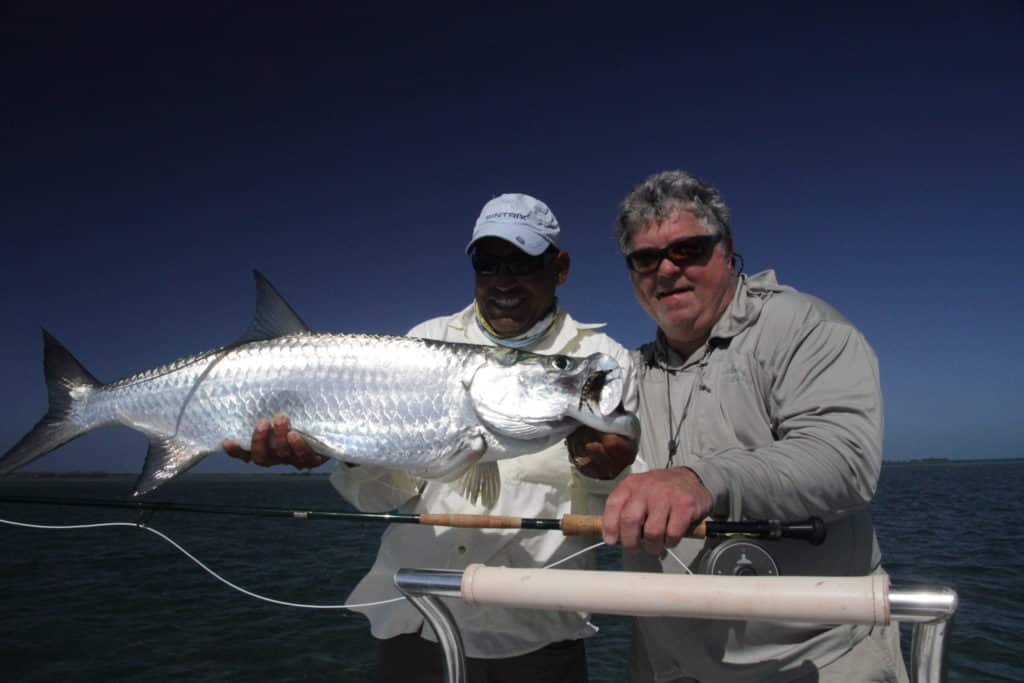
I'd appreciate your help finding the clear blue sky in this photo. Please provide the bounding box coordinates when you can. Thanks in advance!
[2,3,1021,473]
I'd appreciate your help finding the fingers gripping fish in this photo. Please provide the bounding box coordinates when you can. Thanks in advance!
[0,272,639,505]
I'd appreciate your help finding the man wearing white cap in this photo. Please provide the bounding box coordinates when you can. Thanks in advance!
[224,193,638,682]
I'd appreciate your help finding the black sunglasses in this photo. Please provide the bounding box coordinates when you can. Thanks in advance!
[471,248,557,276]
[624,234,723,273]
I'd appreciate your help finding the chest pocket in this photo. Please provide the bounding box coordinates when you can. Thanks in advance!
[696,353,774,452]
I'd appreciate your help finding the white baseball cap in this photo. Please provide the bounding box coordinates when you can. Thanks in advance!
[466,193,561,256]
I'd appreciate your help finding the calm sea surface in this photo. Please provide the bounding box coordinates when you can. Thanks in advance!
[1,461,1021,682]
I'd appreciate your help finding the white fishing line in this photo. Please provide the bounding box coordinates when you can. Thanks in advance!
[0,517,403,610]
[543,540,605,568]
[542,539,693,573]
[665,546,694,574]
[1,516,693,607]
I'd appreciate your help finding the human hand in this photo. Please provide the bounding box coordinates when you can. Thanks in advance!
[566,426,638,480]
[221,413,328,470]
[602,467,712,555]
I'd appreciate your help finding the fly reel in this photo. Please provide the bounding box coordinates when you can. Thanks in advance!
[700,539,780,576]
[696,516,826,576]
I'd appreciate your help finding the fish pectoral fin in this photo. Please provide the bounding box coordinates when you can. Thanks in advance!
[417,434,486,481]
[456,461,501,508]
[134,436,210,496]
[430,432,500,507]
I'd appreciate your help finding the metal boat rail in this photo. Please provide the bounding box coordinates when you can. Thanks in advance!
[395,566,957,683]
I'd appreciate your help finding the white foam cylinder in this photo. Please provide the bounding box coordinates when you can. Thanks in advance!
[461,565,889,626]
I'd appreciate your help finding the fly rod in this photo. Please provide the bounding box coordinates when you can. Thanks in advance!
[0,495,825,544]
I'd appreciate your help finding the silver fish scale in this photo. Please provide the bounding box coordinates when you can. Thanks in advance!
[79,334,484,468]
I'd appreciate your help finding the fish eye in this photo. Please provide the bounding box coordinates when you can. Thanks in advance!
[549,356,573,370]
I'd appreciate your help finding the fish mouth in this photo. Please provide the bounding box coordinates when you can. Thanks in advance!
[581,372,607,410]
[565,354,637,439]
[579,356,624,417]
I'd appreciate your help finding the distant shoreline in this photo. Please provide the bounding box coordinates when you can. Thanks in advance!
[5,457,1023,479]
[882,457,1024,466]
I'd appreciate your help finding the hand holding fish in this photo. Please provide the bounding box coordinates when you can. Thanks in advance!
[601,467,712,555]
[565,426,637,480]
[222,414,328,470]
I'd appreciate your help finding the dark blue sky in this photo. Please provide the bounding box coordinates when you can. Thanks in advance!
[2,3,1021,473]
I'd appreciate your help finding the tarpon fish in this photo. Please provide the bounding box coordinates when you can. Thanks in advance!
[0,272,638,504]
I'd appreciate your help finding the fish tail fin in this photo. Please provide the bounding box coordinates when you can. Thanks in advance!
[0,330,100,474]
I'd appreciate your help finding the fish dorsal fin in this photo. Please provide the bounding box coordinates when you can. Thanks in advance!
[237,270,311,343]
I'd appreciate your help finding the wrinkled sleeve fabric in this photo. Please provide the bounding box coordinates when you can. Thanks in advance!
[689,305,883,521]
[329,463,422,513]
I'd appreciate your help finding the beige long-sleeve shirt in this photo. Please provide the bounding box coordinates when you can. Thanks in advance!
[628,270,889,682]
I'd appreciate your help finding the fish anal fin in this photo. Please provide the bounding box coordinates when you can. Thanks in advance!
[134,436,209,496]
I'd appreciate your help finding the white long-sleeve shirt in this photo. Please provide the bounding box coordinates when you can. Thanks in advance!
[330,303,636,658]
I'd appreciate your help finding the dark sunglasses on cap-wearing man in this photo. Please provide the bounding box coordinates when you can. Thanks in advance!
[471,246,558,276]
[624,234,723,274]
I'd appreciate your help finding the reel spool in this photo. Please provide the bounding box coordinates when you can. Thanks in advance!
[701,539,780,576]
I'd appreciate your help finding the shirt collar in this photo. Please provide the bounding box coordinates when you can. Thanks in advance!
[646,270,789,369]
[448,302,605,353]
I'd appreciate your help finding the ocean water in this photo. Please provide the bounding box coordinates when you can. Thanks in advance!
[1,461,1021,682]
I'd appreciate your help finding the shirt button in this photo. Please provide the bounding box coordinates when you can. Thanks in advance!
[457,545,467,554]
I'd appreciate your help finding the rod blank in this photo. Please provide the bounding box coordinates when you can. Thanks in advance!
[0,496,824,544]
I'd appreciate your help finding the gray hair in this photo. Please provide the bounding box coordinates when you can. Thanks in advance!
[615,170,732,253]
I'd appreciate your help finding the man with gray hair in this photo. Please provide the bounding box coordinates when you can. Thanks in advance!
[580,170,907,682]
